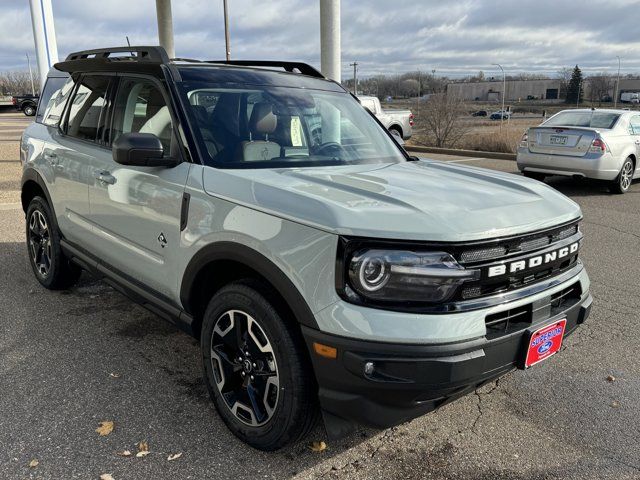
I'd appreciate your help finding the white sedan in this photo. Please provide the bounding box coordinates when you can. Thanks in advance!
[517,109,640,193]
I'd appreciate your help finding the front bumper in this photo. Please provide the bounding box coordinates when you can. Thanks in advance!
[303,291,592,431]
[517,148,621,181]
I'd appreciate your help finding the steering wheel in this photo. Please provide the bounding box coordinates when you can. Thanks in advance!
[314,142,347,156]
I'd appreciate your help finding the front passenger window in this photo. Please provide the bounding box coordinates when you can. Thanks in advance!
[111,79,173,155]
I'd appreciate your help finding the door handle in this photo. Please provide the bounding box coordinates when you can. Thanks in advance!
[94,170,116,185]
[635,140,640,145]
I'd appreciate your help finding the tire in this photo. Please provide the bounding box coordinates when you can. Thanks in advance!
[610,157,634,194]
[201,281,318,450]
[523,171,546,182]
[23,104,36,116]
[26,196,81,290]
[389,126,402,139]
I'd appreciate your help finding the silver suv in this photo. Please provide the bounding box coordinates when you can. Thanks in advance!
[21,47,592,451]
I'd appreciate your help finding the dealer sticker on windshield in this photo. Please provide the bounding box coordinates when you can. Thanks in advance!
[524,319,567,368]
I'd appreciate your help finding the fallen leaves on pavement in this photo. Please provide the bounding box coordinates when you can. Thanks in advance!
[28,459,38,468]
[116,450,132,457]
[309,441,327,453]
[109,373,120,378]
[100,474,115,480]
[96,421,114,436]
[607,375,616,382]
[167,452,182,461]
[136,441,150,458]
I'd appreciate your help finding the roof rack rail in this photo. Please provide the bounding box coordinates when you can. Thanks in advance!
[64,46,170,63]
[205,60,324,78]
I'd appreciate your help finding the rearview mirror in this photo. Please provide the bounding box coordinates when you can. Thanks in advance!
[112,132,176,167]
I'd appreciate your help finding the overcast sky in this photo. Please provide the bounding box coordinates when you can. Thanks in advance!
[2,0,640,79]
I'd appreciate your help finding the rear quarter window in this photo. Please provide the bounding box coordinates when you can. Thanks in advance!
[36,76,73,126]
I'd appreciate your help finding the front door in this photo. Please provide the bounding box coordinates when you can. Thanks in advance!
[87,75,190,298]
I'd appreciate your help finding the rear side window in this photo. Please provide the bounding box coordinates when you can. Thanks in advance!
[628,115,640,135]
[37,76,73,126]
[65,75,111,142]
[544,111,620,129]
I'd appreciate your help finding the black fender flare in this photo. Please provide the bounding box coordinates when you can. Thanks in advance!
[21,168,56,217]
[179,242,319,329]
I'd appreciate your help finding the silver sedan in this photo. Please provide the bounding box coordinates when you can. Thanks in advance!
[517,109,640,193]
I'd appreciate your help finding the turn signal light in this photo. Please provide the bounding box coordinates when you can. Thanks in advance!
[313,342,337,359]
[409,113,414,127]
[589,138,607,154]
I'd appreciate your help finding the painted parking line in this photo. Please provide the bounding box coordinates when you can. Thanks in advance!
[0,202,21,211]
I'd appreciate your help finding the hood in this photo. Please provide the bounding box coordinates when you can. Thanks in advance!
[202,160,582,242]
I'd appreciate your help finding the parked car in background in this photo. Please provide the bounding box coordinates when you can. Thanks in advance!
[472,110,488,117]
[517,109,640,193]
[12,94,39,116]
[490,110,511,120]
[358,95,413,139]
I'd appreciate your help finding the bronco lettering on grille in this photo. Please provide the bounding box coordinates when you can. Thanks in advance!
[486,242,579,278]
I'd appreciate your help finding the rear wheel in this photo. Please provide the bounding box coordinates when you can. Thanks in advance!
[201,281,318,450]
[23,104,36,116]
[26,196,81,289]
[523,171,546,182]
[610,157,634,194]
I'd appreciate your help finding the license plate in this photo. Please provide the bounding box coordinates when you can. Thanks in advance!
[549,135,567,145]
[524,319,566,368]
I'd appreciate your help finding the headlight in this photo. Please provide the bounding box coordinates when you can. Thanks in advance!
[346,249,479,304]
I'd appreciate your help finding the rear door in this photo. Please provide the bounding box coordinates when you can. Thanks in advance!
[87,74,190,298]
[46,74,113,245]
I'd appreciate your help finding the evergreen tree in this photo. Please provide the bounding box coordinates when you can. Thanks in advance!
[566,65,584,104]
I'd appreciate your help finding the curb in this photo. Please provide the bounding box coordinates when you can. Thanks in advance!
[405,145,516,161]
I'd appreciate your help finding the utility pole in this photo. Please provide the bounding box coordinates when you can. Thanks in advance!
[26,53,35,96]
[223,0,231,60]
[320,0,341,82]
[155,0,175,59]
[350,61,358,95]
[492,63,506,127]
[577,80,581,108]
[614,56,621,108]
[28,0,59,89]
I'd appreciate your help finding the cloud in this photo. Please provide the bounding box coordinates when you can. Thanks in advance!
[1,0,639,78]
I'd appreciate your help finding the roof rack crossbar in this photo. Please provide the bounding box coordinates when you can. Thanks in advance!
[205,60,324,78]
[65,46,170,63]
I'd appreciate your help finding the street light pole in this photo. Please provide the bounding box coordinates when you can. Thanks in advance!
[493,63,505,126]
[223,0,231,60]
[577,80,581,108]
[320,0,341,82]
[26,53,35,96]
[155,0,175,59]
[350,61,358,95]
[614,56,621,108]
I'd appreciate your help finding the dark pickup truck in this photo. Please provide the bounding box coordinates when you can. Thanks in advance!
[12,94,39,116]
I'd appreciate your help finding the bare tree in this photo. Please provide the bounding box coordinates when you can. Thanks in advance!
[557,67,573,99]
[0,71,36,95]
[587,73,613,105]
[414,93,468,148]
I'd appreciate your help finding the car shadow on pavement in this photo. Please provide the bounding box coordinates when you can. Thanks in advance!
[539,176,639,198]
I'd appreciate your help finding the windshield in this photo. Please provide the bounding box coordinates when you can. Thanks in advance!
[178,81,406,168]
[544,111,620,129]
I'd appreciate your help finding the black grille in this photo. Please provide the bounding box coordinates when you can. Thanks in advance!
[485,281,582,339]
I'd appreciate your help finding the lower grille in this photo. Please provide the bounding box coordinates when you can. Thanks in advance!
[485,281,582,339]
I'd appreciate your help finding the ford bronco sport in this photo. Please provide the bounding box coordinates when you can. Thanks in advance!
[21,47,591,451]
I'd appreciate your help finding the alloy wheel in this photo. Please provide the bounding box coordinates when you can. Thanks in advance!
[620,161,633,191]
[210,310,280,427]
[28,210,52,277]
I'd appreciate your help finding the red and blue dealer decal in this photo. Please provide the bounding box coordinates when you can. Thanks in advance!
[525,319,567,368]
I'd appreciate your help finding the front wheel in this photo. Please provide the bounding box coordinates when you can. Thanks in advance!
[201,281,318,450]
[610,157,634,194]
[26,196,81,289]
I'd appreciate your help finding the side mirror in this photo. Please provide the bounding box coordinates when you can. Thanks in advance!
[389,128,405,147]
[112,132,176,167]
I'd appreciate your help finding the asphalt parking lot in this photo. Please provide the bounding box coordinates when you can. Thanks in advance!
[0,109,639,480]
